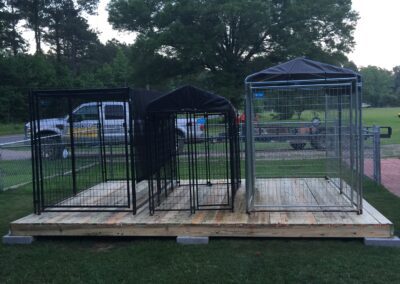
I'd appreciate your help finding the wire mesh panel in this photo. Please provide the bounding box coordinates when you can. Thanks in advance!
[245,80,363,213]
[30,88,135,214]
[146,111,240,215]
[0,139,32,191]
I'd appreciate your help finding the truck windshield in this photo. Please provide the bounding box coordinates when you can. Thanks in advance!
[74,105,99,120]
[105,105,124,120]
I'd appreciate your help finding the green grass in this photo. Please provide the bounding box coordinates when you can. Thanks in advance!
[362,107,400,145]
[0,123,24,136]
[0,158,108,191]
[0,160,32,189]
[1,178,400,283]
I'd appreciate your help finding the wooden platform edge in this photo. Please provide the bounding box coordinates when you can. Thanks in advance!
[10,222,393,239]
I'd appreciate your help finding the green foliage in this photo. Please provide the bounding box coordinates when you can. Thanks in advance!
[0,42,130,122]
[0,0,26,55]
[44,1,100,67]
[393,66,400,94]
[360,66,400,107]
[0,54,58,122]
[13,0,100,55]
[2,0,388,126]
[108,0,358,106]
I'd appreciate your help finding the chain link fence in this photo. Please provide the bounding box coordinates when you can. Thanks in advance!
[0,138,32,191]
[363,126,380,184]
[0,125,387,192]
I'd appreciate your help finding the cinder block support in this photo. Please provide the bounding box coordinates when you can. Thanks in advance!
[177,236,209,245]
[2,233,35,245]
[364,236,400,247]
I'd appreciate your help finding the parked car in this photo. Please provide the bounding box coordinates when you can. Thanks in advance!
[25,101,204,158]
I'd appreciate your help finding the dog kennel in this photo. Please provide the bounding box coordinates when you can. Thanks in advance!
[30,88,164,214]
[30,86,240,215]
[136,85,241,214]
[244,58,363,213]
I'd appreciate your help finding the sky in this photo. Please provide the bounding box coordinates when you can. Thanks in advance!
[33,0,400,71]
[348,0,400,70]
[87,0,135,45]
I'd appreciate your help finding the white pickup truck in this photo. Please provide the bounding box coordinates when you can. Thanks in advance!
[25,101,205,158]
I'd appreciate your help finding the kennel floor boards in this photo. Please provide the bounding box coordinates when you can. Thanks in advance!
[10,179,393,238]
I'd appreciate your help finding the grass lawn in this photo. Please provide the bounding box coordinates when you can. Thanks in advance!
[362,107,400,145]
[0,123,24,136]
[0,160,32,190]
[0,178,400,283]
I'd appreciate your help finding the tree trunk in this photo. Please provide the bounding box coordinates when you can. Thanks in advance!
[55,23,61,62]
[10,3,18,56]
[33,0,41,54]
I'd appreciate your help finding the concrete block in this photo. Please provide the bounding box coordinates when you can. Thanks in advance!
[177,236,209,245]
[2,233,35,245]
[364,236,400,247]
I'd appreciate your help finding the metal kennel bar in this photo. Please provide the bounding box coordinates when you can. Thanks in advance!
[30,88,136,214]
[146,111,240,215]
[142,85,241,215]
[245,58,363,213]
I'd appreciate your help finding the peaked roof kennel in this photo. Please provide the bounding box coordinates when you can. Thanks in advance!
[137,85,241,214]
[244,58,363,214]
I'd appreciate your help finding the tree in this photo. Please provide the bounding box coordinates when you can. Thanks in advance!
[15,0,99,55]
[360,66,398,107]
[0,0,26,55]
[44,1,100,70]
[94,48,132,87]
[0,1,9,51]
[0,54,58,122]
[13,0,46,54]
[108,0,358,105]
[0,1,136,124]
[393,65,400,95]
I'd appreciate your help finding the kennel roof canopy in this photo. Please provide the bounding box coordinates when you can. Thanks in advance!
[245,57,361,83]
[145,85,236,115]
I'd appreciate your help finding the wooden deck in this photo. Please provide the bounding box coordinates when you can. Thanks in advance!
[10,179,393,238]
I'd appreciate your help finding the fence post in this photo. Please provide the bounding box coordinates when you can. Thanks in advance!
[373,125,381,184]
[0,144,3,191]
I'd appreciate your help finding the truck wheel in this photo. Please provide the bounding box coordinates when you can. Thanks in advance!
[40,135,63,160]
[290,143,306,150]
[310,130,327,150]
[176,131,185,153]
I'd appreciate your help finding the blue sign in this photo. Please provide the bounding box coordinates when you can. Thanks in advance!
[197,117,206,124]
[254,92,265,98]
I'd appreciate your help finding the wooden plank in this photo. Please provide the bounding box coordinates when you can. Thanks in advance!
[10,222,392,238]
[9,178,393,239]
[362,199,393,225]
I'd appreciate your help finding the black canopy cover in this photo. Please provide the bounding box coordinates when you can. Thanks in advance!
[146,85,236,115]
[132,89,164,182]
[134,85,236,181]
[246,57,360,83]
